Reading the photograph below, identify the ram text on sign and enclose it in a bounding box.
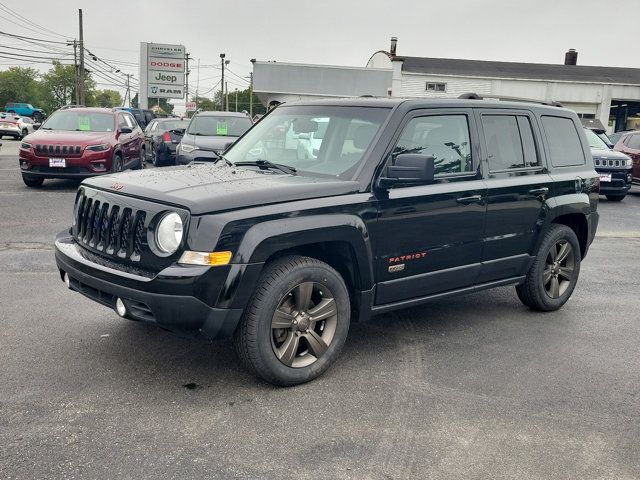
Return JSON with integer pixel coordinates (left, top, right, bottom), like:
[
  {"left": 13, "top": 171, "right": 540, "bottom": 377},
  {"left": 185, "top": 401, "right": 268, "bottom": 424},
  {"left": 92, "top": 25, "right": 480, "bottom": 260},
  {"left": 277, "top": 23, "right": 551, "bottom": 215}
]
[{"left": 148, "top": 85, "right": 184, "bottom": 98}]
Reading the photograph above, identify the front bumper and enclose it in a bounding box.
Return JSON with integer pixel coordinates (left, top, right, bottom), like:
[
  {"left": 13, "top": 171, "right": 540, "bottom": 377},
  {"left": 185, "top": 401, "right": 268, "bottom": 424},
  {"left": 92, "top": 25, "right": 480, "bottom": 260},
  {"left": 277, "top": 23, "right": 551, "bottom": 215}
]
[
  {"left": 19, "top": 150, "right": 112, "bottom": 179},
  {"left": 54, "top": 231, "right": 244, "bottom": 339},
  {"left": 596, "top": 168, "right": 632, "bottom": 195}
]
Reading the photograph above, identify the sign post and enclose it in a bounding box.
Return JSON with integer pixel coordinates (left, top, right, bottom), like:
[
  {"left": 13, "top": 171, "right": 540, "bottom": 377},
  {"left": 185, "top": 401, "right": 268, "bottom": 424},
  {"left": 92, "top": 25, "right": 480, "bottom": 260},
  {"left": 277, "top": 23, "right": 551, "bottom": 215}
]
[{"left": 139, "top": 42, "right": 186, "bottom": 111}]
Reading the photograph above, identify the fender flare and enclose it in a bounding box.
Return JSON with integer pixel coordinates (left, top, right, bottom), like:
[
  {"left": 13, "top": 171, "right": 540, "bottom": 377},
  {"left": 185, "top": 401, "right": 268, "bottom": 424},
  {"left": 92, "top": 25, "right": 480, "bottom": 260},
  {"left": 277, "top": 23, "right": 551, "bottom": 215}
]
[{"left": 234, "top": 214, "right": 375, "bottom": 290}]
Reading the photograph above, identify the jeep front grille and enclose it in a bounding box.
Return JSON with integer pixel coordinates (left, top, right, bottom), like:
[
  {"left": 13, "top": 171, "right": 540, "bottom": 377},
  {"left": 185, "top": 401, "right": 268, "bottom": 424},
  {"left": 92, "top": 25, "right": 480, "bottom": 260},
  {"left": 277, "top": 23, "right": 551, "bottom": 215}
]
[
  {"left": 35, "top": 144, "right": 82, "bottom": 157},
  {"left": 594, "top": 158, "right": 626, "bottom": 168},
  {"left": 74, "top": 190, "right": 147, "bottom": 263}
]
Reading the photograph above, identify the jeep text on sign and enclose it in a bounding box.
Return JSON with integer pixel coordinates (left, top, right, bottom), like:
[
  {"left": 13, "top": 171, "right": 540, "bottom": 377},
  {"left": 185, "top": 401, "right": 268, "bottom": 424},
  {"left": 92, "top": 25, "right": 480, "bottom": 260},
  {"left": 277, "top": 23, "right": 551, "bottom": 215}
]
[{"left": 150, "top": 71, "right": 185, "bottom": 86}]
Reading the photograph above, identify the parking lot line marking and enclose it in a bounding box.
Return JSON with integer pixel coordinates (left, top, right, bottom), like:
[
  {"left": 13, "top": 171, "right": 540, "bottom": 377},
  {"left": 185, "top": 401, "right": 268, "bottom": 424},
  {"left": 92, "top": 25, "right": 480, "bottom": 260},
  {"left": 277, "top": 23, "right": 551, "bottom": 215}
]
[{"left": 595, "top": 232, "right": 640, "bottom": 238}]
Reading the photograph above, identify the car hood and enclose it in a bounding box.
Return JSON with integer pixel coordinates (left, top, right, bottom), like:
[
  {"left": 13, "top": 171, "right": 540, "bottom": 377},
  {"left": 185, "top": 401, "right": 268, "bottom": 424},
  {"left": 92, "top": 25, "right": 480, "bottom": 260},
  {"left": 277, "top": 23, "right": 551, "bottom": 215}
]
[
  {"left": 181, "top": 134, "right": 238, "bottom": 151},
  {"left": 27, "top": 130, "right": 112, "bottom": 144},
  {"left": 590, "top": 148, "right": 630, "bottom": 160},
  {"left": 84, "top": 163, "right": 359, "bottom": 215}
]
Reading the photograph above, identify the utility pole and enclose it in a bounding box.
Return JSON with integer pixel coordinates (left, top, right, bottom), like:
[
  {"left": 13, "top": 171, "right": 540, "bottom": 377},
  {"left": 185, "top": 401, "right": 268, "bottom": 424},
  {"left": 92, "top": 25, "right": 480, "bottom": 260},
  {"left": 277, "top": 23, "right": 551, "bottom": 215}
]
[
  {"left": 220, "top": 53, "right": 225, "bottom": 111},
  {"left": 78, "top": 9, "right": 85, "bottom": 105},
  {"left": 69, "top": 40, "right": 79, "bottom": 105},
  {"left": 225, "top": 82, "right": 229, "bottom": 111},
  {"left": 123, "top": 74, "right": 131, "bottom": 107},
  {"left": 195, "top": 58, "right": 200, "bottom": 110},
  {"left": 184, "top": 52, "right": 190, "bottom": 109},
  {"left": 235, "top": 88, "right": 238, "bottom": 112},
  {"left": 249, "top": 58, "right": 256, "bottom": 117}
]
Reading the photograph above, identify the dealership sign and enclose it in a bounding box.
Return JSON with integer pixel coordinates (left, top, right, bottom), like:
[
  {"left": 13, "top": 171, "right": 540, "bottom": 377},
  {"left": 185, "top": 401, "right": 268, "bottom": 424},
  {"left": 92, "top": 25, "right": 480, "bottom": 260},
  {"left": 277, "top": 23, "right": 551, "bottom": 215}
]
[{"left": 139, "top": 42, "right": 186, "bottom": 108}]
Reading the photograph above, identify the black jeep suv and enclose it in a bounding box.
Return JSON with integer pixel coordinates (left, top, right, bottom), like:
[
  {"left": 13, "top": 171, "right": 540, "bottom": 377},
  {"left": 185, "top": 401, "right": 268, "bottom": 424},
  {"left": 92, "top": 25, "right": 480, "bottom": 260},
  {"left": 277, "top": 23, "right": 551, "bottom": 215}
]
[{"left": 55, "top": 97, "right": 599, "bottom": 386}]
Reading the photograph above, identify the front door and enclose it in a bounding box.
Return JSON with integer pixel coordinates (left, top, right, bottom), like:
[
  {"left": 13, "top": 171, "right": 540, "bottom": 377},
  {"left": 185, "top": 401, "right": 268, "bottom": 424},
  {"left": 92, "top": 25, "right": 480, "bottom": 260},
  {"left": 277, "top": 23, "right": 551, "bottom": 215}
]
[
  {"left": 475, "top": 110, "right": 554, "bottom": 284},
  {"left": 618, "top": 132, "right": 640, "bottom": 182},
  {"left": 372, "top": 109, "right": 487, "bottom": 305}
]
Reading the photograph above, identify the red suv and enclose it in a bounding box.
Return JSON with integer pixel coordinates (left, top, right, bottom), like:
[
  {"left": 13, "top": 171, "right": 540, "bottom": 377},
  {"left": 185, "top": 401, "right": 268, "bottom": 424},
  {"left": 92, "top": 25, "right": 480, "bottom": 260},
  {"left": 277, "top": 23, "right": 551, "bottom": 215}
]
[
  {"left": 613, "top": 131, "right": 640, "bottom": 184},
  {"left": 18, "top": 107, "right": 145, "bottom": 188}
]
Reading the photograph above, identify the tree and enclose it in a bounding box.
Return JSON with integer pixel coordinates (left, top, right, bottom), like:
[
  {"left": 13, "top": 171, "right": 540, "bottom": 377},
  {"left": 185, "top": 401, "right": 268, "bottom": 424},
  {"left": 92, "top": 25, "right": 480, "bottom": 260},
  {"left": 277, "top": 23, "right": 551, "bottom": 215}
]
[
  {"left": 212, "top": 87, "right": 265, "bottom": 114},
  {"left": 87, "top": 89, "right": 122, "bottom": 108},
  {"left": 40, "top": 61, "right": 95, "bottom": 113},
  {"left": 0, "top": 67, "right": 42, "bottom": 109}
]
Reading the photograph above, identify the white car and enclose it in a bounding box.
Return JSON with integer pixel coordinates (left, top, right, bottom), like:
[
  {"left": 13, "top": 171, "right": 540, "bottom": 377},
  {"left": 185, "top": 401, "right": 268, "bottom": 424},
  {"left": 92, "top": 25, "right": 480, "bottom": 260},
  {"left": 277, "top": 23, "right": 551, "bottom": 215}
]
[{"left": 0, "top": 113, "right": 38, "bottom": 139}]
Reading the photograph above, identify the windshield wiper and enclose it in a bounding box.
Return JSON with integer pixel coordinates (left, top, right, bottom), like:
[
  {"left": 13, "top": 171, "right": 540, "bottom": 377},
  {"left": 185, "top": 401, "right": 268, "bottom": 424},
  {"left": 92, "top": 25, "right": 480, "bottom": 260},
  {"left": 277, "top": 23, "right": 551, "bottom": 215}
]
[
  {"left": 215, "top": 153, "right": 233, "bottom": 167},
  {"left": 234, "top": 159, "right": 297, "bottom": 175}
]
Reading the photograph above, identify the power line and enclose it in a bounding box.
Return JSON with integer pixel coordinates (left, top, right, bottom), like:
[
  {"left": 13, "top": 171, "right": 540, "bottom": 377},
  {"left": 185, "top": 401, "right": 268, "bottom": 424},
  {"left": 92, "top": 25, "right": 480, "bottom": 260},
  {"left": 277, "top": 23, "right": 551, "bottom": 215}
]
[
  {"left": 0, "top": 29, "right": 69, "bottom": 44},
  {"left": 0, "top": 1, "right": 70, "bottom": 40},
  {"left": 0, "top": 49, "right": 72, "bottom": 61}
]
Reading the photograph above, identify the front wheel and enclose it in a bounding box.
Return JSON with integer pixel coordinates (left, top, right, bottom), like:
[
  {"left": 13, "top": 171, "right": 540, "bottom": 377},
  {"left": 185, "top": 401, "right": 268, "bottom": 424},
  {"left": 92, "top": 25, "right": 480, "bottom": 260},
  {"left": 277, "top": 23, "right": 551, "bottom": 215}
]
[
  {"left": 606, "top": 194, "right": 626, "bottom": 202},
  {"left": 22, "top": 128, "right": 28, "bottom": 138},
  {"left": 234, "top": 256, "right": 351, "bottom": 386},
  {"left": 22, "top": 175, "right": 44, "bottom": 188},
  {"left": 111, "top": 154, "right": 123, "bottom": 173},
  {"left": 516, "top": 224, "right": 581, "bottom": 312}
]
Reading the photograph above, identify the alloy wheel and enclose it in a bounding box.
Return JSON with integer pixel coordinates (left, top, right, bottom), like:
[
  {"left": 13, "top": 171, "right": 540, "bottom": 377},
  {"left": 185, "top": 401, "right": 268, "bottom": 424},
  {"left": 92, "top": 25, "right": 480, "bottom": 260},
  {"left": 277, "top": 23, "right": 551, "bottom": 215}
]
[
  {"left": 271, "top": 281, "right": 338, "bottom": 368},
  {"left": 543, "top": 240, "right": 575, "bottom": 299}
]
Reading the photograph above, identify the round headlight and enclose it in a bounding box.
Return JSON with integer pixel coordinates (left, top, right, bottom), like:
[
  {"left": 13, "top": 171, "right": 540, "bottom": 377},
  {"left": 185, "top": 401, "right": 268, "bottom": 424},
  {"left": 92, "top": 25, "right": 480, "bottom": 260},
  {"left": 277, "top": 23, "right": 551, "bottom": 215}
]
[{"left": 156, "top": 212, "right": 183, "bottom": 254}]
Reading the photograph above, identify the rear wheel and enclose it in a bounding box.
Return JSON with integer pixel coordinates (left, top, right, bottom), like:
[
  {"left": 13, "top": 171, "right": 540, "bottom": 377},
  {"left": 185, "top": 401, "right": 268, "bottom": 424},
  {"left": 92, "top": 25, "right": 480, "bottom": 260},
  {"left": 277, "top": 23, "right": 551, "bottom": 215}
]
[
  {"left": 150, "top": 143, "right": 157, "bottom": 166},
  {"left": 132, "top": 148, "right": 146, "bottom": 170},
  {"left": 111, "top": 154, "right": 123, "bottom": 173},
  {"left": 516, "top": 224, "right": 581, "bottom": 312},
  {"left": 234, "top": 256, "right": 351, "bottom": 386},
  {"left": 606, "top": 194, "right": 625, "bottom": 202},
  {"left": 22, "top": 175, "right": 44, "bottom": 188}
]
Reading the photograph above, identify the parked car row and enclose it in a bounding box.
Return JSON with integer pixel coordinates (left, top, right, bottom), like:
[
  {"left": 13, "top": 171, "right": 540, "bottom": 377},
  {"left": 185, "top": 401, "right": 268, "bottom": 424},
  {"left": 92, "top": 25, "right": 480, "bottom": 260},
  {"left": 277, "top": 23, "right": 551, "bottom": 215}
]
[
  {"left": 4, "top": 102, "right": 46, "bottom": 122},
  {"left": 17, "top": 104, "right": 254, "bottom": 187}
]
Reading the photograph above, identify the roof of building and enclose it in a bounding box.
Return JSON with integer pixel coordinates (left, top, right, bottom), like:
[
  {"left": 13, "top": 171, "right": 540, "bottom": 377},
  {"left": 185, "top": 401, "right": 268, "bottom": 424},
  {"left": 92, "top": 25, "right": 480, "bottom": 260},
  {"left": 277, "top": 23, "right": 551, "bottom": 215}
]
[{"left": 401, "top": 56, "right": 640, "bottom": 85}]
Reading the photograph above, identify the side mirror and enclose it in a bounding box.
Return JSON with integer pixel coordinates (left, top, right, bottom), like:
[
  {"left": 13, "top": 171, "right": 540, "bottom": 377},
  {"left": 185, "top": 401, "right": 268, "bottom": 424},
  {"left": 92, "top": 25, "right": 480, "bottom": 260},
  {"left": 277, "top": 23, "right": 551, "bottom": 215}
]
[
  {"left": 170, "top": 128, "right": 185, "bottom": 136},
  {"left": 119, "top": 127, "right": 133, "bottom": 134},
  {"left": 379, "top": 154, "right": 435, "bottom": 187},
  {"left": 33, "top": 124, "right": 40, "bottom": 131}
]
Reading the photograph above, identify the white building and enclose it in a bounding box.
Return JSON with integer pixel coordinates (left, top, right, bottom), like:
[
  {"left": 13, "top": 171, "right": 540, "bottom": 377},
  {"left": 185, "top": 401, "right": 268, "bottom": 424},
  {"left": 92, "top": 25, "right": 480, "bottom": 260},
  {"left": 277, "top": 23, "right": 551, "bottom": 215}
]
[{"left": 253, "top": 38, "right": 640, "bottom": 133}]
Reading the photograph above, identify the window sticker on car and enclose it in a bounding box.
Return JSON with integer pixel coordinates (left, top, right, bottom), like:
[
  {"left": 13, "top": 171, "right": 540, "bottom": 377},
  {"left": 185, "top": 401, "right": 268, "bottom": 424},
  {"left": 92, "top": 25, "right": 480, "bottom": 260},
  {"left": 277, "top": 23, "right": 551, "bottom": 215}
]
[
  {"left": 78, "top": 116, "right": 91, "bottom": 131},
  {"left": 216, "top": 121, "right": 228, "bottom": 136}
]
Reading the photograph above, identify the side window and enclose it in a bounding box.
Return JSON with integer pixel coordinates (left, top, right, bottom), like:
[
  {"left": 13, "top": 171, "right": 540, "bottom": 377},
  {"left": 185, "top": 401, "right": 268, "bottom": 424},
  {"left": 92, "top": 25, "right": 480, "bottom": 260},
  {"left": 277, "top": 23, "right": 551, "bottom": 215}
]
[
  {"left": 145, "top": 120, "right": 157, "bottom": 134},
  {"left": 541, "top": 116, "right": 585, "bottom": 167},
  {"left": 627, "top": 134, "right": 640, "bottom": 149},
  {"left": 124, "top": 113, "right": 137, "bottom": 129},
  {"left": 393, "top": 115, "right": 473, "bottom": 176},
  {"left": 118, "top": 114, "right": 128, "bottom": 130},
  {"left": 482, "top": 114, "right": 539, "bottom": 170}
]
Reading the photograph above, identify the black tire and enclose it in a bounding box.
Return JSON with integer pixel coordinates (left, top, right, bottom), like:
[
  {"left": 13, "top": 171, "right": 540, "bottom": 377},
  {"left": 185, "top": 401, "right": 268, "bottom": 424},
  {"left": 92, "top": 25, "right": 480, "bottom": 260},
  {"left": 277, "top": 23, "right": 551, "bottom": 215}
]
[
  {"left": 111, "top": 154, "right": 123, "bottom": 173},
  {"left": 516, "top": 224, "right": 581, "bottom": 312},
  {"left": 233, "top": 256, "right": 351, "bottom": 386},
  {"left": 150, "top": 143, "right": 157, "bottom": 166},
  {"left": 606, "top": 194, "right": 625, "bottom": 202},
  {"left": 22, "top": 128, "right": 28, "bottom": 138},
  {"left": 22, "top": 175, "right": 44, "bottom": 188},
  {"left": 132, "top": 148, "right": 145, "bottom": 170}
]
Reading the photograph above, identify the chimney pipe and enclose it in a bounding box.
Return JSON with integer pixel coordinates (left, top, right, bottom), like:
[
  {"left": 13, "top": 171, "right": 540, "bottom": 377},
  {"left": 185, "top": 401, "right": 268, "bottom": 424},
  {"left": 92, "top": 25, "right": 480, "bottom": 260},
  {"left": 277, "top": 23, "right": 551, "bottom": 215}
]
[
  {"left": 390, "top": 36, "right": 397, "bottom": 57},
  {"left": 564, "top": 49, "right": 578, "bottom": 65}
]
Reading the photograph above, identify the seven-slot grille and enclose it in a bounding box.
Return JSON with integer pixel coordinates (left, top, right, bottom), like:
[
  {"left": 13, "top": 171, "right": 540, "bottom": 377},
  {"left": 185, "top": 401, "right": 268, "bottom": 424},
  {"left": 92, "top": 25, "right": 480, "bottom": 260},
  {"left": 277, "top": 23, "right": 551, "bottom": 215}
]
[
  {"left": 74, "top": 190, "right": 147, "bottom": 262},
  {"left": 35, "top": 144, "right": 82, "bottom": 157},
  {"left": 594, "top": 158, "right": 626, "bottom": 168}
]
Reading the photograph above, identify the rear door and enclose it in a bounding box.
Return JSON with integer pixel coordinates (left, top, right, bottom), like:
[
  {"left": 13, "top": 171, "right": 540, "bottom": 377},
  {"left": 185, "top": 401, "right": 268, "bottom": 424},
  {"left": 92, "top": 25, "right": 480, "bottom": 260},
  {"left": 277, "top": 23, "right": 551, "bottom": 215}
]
[
  {"left": 373, "top": 109, "right": 487, "bottom": 305},
  {"left": 476, "top": 109, "right": 553, "bottom": 283}
]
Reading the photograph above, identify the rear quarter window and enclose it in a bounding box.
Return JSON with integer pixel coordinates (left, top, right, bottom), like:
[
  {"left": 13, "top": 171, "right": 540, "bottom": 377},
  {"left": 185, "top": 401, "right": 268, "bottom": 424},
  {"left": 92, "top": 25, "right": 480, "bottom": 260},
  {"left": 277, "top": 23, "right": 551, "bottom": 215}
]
[{"left": 541, "top": 115, "right": 585, "bottom": 167}]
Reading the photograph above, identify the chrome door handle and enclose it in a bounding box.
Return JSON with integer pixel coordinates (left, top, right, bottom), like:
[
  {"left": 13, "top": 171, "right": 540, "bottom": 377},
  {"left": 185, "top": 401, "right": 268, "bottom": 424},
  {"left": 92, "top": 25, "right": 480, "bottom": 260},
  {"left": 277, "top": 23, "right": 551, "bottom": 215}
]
[
  {"left": 456, "top": 195, "right": 483, "bottom": 205},
  {"left": 529, "top": 187, "right": 549, "bottom": 196}
]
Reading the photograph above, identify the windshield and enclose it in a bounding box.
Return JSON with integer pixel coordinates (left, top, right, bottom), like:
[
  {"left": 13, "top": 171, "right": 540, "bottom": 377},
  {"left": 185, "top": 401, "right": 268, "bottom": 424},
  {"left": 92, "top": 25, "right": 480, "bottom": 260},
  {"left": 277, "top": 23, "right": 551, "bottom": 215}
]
[
  {"left": 224, "top": 106, "right": 390, "bottom": 178},
  {"left": 41, "top": 110, "right": 114, "bottom": 132},
  {"left": 159, "top": 119, "right": 189, "bottom": 131},
  {"left": 584, "top": 128, "right": 609, "bottom": 150},
  {"left": 187, "top": 115, "right": 252, "bottom": 137}
]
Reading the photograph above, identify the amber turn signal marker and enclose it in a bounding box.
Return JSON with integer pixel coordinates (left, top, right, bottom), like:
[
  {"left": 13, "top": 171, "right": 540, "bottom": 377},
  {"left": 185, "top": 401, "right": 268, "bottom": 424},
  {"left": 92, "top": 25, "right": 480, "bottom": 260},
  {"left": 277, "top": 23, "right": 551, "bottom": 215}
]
[{"left": 178, "top": 250, "right": 233, "bottom": 266}]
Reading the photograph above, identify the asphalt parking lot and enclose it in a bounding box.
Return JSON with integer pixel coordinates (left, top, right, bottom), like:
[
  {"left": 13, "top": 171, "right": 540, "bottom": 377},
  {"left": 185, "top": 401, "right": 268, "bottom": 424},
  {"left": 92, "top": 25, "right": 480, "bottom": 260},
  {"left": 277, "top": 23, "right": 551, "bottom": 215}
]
[{"left": 1, "top": 138, "right": 639, "bottom": 479}]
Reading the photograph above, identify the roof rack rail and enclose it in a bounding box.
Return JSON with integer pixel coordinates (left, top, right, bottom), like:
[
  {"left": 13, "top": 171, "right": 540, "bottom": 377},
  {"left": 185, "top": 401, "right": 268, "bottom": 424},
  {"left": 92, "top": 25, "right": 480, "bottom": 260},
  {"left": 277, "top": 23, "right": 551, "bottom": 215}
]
[
  {"left": 458, "top": 93, "right": 563, "bottom": 108},
  {"left": 60, "top": 104, "right": 86, "bottom": 109}
]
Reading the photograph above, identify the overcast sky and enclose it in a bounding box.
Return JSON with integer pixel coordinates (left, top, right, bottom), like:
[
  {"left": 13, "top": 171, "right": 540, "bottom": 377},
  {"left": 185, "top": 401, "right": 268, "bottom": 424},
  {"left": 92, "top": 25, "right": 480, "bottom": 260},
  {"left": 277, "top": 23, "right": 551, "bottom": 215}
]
[{"left": 3, "top": 0, "right": 639, "bottom": 105}]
